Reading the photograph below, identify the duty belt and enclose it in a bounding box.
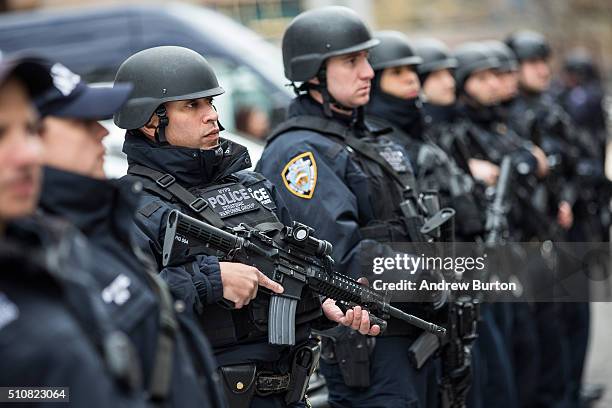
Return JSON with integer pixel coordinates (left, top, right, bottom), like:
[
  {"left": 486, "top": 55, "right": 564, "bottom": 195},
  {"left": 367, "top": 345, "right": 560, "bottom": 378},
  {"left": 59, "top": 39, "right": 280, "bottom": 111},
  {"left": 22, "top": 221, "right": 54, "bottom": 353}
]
[{"left": 255, "top": 371, "right": 292, "bottom": 395}]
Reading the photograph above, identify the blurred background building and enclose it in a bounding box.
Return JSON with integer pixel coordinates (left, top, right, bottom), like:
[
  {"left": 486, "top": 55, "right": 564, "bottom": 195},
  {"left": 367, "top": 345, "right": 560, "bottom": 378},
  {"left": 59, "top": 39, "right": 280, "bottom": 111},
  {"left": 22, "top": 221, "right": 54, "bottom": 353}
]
[{"left": 1, "top": 0, "right": 611, "bottom": 84}]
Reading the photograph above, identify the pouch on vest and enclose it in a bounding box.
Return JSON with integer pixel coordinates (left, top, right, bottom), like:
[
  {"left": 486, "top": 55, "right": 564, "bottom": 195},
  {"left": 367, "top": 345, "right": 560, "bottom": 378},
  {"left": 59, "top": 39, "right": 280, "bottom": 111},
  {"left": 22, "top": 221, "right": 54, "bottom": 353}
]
[
  {"left": 219, "top": 363, "right": 257, "bottom": 408},
  {"left": 320, "top": 326, "right": 374, "bottom": 388},
  {"left": 285, "top": 339, "right": 321, "bottom": 404}
]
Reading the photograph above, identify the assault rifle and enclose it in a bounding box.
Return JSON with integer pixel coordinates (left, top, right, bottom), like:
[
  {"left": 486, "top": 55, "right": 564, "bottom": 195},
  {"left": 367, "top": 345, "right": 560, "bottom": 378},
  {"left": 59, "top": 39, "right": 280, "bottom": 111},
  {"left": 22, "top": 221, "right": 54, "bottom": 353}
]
[
  {"left": 162, "top": 210, "right": 447, "bottom": 346},
  {"left": 485, "top": 156, "right": 512, "bottom": 245}
]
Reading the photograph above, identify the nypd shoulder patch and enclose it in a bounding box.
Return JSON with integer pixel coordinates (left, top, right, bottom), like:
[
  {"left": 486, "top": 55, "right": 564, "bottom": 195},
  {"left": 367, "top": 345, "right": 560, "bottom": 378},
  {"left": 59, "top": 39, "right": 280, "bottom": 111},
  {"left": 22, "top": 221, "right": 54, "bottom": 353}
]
[{"left": 281, "top": 151, "right": 317, "bottom": 199}]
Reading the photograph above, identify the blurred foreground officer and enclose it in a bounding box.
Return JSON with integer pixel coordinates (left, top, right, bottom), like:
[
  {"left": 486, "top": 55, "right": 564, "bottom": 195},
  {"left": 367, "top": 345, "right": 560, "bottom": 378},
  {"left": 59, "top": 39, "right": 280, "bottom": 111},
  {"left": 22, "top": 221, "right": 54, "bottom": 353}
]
[
  {"left": 113, "top": 45, "right": 374, "bottom": 408},
  {"left": 0, "top": 56, "right": 146, "bottom": 407},
  {"left": 257, "top": 8, "right": 439, "bottom": 408},
  {"left": 35, "top": 62, "right": 225, "bottom": 408}
]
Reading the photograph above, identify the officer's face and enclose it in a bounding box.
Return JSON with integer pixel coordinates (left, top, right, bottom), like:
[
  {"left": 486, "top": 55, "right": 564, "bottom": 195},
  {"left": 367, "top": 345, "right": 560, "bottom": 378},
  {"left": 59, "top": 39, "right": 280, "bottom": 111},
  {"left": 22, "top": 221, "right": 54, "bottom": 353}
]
[
  {"left": 325, "top": 51, "right": 374, "bottom": 108},
  {"left": 422, "top": 69, "right": 456, "bottom": 106},
  {"left": 164, "top": 97, "right": 220, "bottom": 150},
  {"left": 379, "top": 65, "right": 421, "bottom": 100},
  {"left": 494, "top": 70, "right": 519, "bottom": 102},
  {"left": 0, "top": 78, "right": 43, "bottom": 222},
  {"left": 464, "top": 68, "right": 500, "bottom": 106},
  {"left": 40, "top": 117, "right": 108, "bottom": 179},
  {"left": 519, "top": 58, "right": 551, "bottom": 93}
]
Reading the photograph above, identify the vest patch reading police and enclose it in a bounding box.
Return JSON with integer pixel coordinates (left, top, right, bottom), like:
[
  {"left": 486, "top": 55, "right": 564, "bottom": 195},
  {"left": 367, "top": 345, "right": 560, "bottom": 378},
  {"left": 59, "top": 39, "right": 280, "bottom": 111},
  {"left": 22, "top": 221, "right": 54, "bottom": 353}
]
[
  {"left": 247, "top": 182, "right": 277, "bottom": 211},
  {"left": 281, "top": 151, "right": 317, "bottom": 199},
  {"left": 376, "top": 145, "right": 409, "bottom": 173},
  {"left": 201, "top": 185, "right": 260, "bottom": 218}
]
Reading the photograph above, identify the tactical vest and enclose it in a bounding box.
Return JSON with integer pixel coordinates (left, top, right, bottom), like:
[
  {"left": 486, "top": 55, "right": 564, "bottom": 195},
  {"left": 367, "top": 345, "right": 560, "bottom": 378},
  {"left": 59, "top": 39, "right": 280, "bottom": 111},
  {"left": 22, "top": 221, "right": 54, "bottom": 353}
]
[
  {"left": 128, "top": 165, "right": 322, "bottom": 348},
  {"left": 268, "top": 115, "right": 420, "bottom": 243}
]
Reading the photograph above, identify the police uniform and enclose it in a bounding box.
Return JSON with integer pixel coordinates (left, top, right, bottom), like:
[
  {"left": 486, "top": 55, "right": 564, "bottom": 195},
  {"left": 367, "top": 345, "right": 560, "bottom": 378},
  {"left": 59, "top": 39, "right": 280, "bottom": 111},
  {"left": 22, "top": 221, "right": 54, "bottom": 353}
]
[
  {"left": 364, "top": 32, "right": 483, "bottom": 408},
  {"left": 111, "top": 45, "right": 329, "bottom": 408},
  {"left": 258, "top": 89, "right": 444, "bottom": 408},
  {"left": 121, "top": 132, "right": 324, "bottom": 408},
  {"left": 505, "top": 31, "right": 605, "bottom": 408},
  {"left": 507, "top": 74, "right": 594, "bottom": 408},
  {"left": 39, "top": 166, "right": 226, "bottom": 408},
  {"left": 0, "top": 216, "right": 147, "bottom": 408}
]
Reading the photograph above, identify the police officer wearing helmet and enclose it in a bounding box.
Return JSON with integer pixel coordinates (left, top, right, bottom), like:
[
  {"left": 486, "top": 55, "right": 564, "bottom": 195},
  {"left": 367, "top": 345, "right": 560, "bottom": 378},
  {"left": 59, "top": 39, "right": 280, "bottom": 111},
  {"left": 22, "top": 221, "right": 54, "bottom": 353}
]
[
  {"left": 364, "top": 30, "right": 487, "bottom": 407},
  {"left": 506, "top": 30, "right": 602, "bottom": 408},
  {"left": 33, "top": 60, "right": 226, "bottom": 408},
  {"left": 0, "top": 55, "right": 147, "bottom": 407},
  {"left": 257, "top": 8, "right": 442, "bottom": 408},
  {"left": 367, "top": 31, "right": 483, "bottom": 240},
  {"left": 114, "top": 45, "right": 374, "bottom": 408},
  {"left": 560, "top": 49, "right": 607, "bottom": 154},
  {"left": 482, "top": 40, "right": 520, "bottom": 108},
  {"left": 414, "top": 39, "right": 459, "bottom": 132},
  {"left": 412, "top": 38, "right": 477, "bottom": 177},
  {"left": 451, "top": 42, "right": 542, "bottom": 408}
]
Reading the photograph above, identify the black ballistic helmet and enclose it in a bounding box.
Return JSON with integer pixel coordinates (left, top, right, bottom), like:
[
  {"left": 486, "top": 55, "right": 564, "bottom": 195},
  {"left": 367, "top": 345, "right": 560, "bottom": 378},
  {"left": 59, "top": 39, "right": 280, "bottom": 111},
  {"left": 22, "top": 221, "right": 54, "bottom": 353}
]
[
  {"left": 282, "top": 6, "right": 379, "bottom": 82},
  {"left": 452, "top": 42, "right": 500, "bottom": 91},
  {"left": 413, "top": 38, "right": 457, "bottom": 84},
  {"left": 368, "top": 31, "right": 422, "bottom": 71},
  {"left": 564, "top": 49, "right": 599, "bottom": 81},
  {"left": 114, "top": 46, "right": 224, "bottom": 132},
  {"left": 482, "top": 40, "right": 518, "bottom": 73},
  {"left": 505, "top": 30, "right": 551, "bottom": 62}
]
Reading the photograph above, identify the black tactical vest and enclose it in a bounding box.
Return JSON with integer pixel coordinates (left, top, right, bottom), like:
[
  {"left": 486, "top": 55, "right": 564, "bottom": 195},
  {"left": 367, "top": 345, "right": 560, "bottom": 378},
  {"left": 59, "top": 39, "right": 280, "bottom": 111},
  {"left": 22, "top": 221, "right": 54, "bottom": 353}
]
[{"left": 129, "top": 166, "right": 322, "bottom": 348}]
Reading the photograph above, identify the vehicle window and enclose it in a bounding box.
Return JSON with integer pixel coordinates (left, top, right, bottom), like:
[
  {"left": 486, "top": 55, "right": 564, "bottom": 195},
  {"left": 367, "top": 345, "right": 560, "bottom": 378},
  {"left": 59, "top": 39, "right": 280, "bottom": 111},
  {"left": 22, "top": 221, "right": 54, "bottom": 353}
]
[{"left": 209, "top": 57, "right": 276, "bottom": 142}]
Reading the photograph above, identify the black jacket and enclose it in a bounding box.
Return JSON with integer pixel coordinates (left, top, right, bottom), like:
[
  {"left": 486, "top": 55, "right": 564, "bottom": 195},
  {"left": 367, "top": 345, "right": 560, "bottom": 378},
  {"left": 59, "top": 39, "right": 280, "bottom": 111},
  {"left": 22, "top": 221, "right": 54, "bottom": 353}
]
[
  {"left": 39, "top": 166, "right": 226, "bottom": 408},
  {"left": 120, "top": 132, "right": 324, "bottom": 367},
  {"left": 366, "top": 86, "right": 483, "bottom": 238},
  {"left": 0, "top": 216, "right": 147, "bottom": 407}
]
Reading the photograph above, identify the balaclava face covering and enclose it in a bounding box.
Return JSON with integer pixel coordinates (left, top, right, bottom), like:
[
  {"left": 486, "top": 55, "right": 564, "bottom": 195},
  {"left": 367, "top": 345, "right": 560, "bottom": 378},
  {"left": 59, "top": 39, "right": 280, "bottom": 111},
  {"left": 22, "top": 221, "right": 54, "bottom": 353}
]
[{"left": 366, "top": 70, "right": 424, "bottom": 137}]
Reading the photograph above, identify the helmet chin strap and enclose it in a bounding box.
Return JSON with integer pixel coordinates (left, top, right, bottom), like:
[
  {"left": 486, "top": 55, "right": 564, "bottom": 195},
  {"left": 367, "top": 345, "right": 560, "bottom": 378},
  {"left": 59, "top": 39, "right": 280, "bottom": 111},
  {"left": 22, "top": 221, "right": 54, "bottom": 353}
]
[
  {"left": 312, "top": 68, "right": 353, "bottom": 118},
  {"left": 154, "top": 105, "right": 170, "bottom": 145}
]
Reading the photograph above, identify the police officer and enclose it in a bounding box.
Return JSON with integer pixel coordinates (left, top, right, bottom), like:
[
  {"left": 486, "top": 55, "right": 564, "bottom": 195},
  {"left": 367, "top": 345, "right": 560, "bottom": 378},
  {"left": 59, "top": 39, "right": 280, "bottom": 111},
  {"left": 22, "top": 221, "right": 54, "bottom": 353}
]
[
  {"left": 506, "top": 31, "right": 598, "bottom": 408},
  {"left": 366, "top": 31, "right": 483, "bottom": 240},
  {"left": 482, "top": 40, "right": 519, "bottom": 109},
  {"left": 414, "top": 38, "right": 459, "bottom": 135},
  {"left": 451, "top": 42, "right": 543, "bottom": 408},
  {"left": 257, "top": 8, "right": 441, "bottom": 408},
  {"left": 113, "top": 45, "right": 375, "bottom": 408},
  {"left": 34, "top": 60, "right": 226, "bottom": 408},
  {"left": 0, "top": 55, "right": 146, "bottom": 407},
  {"left": 413, "top": 38, "right": 483, "bottom": 183},
  {"left": 366, "top": 31, "right": 486, "bottom": 408},
  {"left": 559, "top": 49, "right": 607, "bottom": 157}
]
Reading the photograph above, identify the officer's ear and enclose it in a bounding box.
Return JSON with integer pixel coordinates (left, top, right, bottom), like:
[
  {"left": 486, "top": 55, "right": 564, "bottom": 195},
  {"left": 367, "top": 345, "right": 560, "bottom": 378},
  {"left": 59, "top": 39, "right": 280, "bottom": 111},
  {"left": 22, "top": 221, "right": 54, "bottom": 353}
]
[{"left": 139, "top": 115, "right": 159, "bottom": 141}]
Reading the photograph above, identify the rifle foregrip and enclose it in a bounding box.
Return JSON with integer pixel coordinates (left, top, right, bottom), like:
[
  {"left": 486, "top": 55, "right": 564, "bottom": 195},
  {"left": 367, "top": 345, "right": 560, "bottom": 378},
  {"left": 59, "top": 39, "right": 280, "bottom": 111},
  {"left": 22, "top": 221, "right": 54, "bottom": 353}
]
[
  {"left": 336, "top": 301, "right": 388, "bottom": 333},
  {"left": 368, "top": 314, "right": 388, "bottom": 333}
]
